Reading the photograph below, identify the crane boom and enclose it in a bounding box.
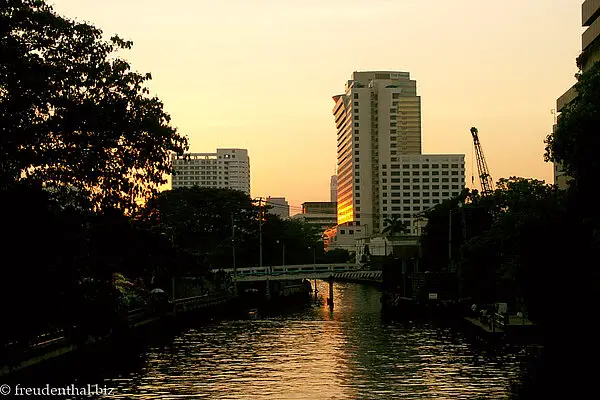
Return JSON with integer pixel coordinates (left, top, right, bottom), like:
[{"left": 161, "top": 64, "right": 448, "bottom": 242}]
[{"left": 470, "top": 127, "right": 494, "bottom": 194}]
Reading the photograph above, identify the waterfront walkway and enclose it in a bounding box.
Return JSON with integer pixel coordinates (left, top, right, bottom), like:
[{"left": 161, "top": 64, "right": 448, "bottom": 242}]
[
  {"left": 464, "top": 317, "right": 505, "bottom": 334},
  {"left": 464, "top": 314, "right": 534, "bottom": 335}
]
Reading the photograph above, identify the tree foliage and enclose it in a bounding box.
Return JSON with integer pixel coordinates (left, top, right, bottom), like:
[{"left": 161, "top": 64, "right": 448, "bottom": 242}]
[
  {"left": 419, "top": 178, "right": 565, "bottom": 323},
  {"left": 0, "top": 0, "right": 191, "bottom": 348},
  {"left": 545, "top": 63, "right": 600, "bottom": 199},
  {"left": 141, "top": 187, "right": 327, "bottom": 269},
  {"left": 261, "top": 214, "right": 323, "bottom": 266},
  {"left": 0, "top": 0, "right": 188, "bottom": 212},
  {"left": 142, "top": 187, "right": 259, "bottom": 270},
  {"left": 542, "top": 61, "right": 600, "bottom": 393},
  {"left": 543, "top": 60, "right": 600, "bottom": 306},
  {"left": 382, "top": 215, "right": 410, "bottom": 237}
]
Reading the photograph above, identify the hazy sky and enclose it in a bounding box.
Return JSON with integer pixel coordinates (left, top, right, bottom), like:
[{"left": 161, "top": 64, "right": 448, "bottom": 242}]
[{"left": 50, "top": 0, "right": 582, "bottom": 214}]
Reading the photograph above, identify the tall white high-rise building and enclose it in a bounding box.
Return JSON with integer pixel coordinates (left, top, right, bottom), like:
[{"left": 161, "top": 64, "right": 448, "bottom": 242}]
[
  {"left": 332, "top": 71, "right": 464, "bottom": 236},
  {"left": 333, "top": 71, "right": 421, "bottom": 234},
  {"left": 171, "top": 148, "right": 250, "bottom": 194}
]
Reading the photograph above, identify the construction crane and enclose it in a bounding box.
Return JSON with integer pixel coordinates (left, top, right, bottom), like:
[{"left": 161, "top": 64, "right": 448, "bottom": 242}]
[{"left": 470, "top": 127, "right": 494, "bottom": 194}]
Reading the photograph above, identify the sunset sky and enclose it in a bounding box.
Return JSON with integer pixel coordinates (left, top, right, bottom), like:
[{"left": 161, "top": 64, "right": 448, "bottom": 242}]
[{"left": 51, "top": 0, "right": 582, "bottom": 214}]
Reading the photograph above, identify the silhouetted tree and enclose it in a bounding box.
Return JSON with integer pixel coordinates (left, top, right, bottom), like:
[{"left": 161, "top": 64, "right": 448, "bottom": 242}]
[
  {"left": 141, "top": 187, "right": 259, "bottom": 271},
  {"left": 543, "top": 60, "right": 600, "bottom": 395},
  {"left": 0, "top": 0, "right": 188, "bottom": 212},
  {"left": 420, "top": 179, "right": 564, "bottom": 321},
  {"left": 382, "top": 215, "right": 410, "bottom": 237}
]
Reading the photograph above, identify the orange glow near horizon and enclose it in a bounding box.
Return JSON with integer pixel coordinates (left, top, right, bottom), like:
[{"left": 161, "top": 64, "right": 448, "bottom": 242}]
[{"left": 50, "top": 0, "right": 582, "bottom": 214}]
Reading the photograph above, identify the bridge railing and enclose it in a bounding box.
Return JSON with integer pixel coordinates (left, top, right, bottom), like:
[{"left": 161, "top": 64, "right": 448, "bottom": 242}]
[
  {"left": 212, "top": 264, "right": 362, "bottom": 276},
  {"left": 174, "top": 293, "right": 230, "bottom": 306}
]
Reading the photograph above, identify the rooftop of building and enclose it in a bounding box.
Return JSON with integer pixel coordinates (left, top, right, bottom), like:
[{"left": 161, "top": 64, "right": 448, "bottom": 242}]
[
  {"left": 172, "top": 149, "right": 249, "bottom": 161},
  {"left": 395, "top": 154, "right": 465, "bottom": 160}
]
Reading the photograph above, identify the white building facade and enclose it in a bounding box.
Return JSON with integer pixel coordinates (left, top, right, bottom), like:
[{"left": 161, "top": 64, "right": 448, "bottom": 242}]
[
  {"left": 331, "top": 71, "right": 465, "bottom": 247},
  {"left": 171, "top": 148, "right": 250, "bottom": 194},
  {"left": 266, "top": 196, "right": 290, "bottom": 219},
  {"left": 391, "top": 154, "right": 465, "bottom": 234}
]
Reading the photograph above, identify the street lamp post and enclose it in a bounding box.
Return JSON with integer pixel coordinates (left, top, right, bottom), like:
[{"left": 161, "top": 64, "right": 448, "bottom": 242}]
[
  {"left": 276, "top": 240, "right": 285, "bottom": 268},
  {"left": 231, "top": 214, "right": 237, "bottom": 296},
  {"left": 458, "top": 202, "right": 466, "bottom": 301},
  {"left": 161, "top": 231, "right": 176, "bottom": 312},
  {"left": 257, "top": 197, "right": 264, "bottom": 272},
  {"left": 448, "top": 207, "right": 453, "bottom": 272},
  {"left": 308, "top": 246, "right": 316, "bottom": 266},
  {"left": 231, "top": 214, "right": 236, "bottom": 273}
]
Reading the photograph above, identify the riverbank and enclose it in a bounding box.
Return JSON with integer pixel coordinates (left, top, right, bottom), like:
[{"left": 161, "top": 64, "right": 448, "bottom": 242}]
[
  {"left": 1, "top": 283, "right": 312, "bottom": 379},
  {"left": 381, "top": 294, "right": 542, "bottom": 347}
]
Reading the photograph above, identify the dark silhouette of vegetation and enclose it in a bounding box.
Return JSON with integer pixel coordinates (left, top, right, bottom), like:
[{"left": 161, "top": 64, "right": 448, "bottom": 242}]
[
  {"left": 1, "top": 0, "right": 190, "bottom": 353},
  {"left": 141, "top": 187, "right": 327, "bottom": 269},
  {"left": 382, "top": 215, "right": 410, "bottom": 237},
  {"left": 322, "top": 248, "right": 352, "bottom": 264},
  {"left": 141, "top": 187, "right": 259, "bottom": 271},
  {"left": 0, "top": 183, "right": 330, "bottom": 353},
  {"left": 420, "top": 179, "right": 565, "bottom": 325},
  {"left": 543, "top": 60, "right": 600, "bottom": 396},
  {"left": 1, "top": 0, "right": 188, "bottom": 213}
]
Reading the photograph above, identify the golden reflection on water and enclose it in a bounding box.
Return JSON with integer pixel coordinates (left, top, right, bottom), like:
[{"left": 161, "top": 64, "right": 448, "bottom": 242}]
[{"left": 103, "top": 282, "right": 522, "bottom": 399}]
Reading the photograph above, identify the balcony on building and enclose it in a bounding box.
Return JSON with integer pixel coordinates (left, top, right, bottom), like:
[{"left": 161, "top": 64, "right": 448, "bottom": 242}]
[
  {"left": 582, "top": 16, "right": 600, "bottom": 51},
  {"left": 557, "top": 85, "right": 578, "bottom": 112},
  {"left": 583, "top": 0, "right": 600, "bottom": 27}
]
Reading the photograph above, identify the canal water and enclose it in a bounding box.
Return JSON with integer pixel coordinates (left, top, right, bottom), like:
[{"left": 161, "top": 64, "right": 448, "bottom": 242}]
[{"left": 16, "top": 282, "right": 528, "bottom": 399}]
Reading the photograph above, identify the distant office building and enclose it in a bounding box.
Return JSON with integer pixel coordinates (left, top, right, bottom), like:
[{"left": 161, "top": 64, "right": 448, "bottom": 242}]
[
  {"left": 554, "top": 1, "right": 600, "bottom": 189},
  {"left": 303, "top": 202, "right": 337, "bottom": 215},
  {"left": 330, "top": 175, "right": 337, "bottom": 202},
  {"left": 293, "top": 202, "right": 337, "bottom": 231},
  {"left": 266, "top": 197, "right": 290, "bottom": 219},
  {"left": 554, "top": 162, "right": 568, "bottom": 189},
  {"left": 171, "top": 149, "right": 250, "bottom": 194}
]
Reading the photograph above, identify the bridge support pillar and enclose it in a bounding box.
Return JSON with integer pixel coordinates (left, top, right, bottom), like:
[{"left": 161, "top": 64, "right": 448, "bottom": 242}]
[
  {"left": 402, "top": 260, "right": 407, "bottom": 297},
  {"left": 265, "top": 279, "right": 271, "bottom": 300},
  {"left": 328, "top": 276, "right": 334, "bottom": 311},
  {"left": 172, "top": 277, "right": 177, "bottom": 316}
]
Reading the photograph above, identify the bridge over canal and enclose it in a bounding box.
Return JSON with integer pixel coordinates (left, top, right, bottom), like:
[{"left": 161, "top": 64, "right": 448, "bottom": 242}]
[
  {"left": 211, "top": 263, "right": 381, "bottom": 283},
  {"left": 212, "top": 264, "right": 382, "bottom": 309}
]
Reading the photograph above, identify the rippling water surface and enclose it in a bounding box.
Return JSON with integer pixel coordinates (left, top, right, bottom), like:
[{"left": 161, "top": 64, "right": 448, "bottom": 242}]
[{"left": 28, "top": 282, "right": 525, "bottom": 399}]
